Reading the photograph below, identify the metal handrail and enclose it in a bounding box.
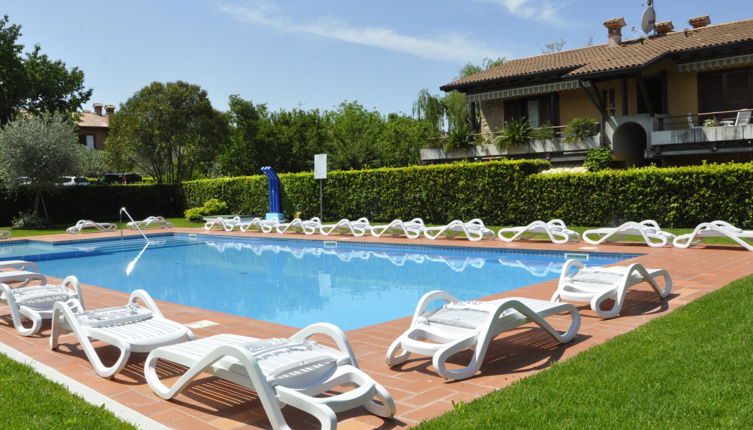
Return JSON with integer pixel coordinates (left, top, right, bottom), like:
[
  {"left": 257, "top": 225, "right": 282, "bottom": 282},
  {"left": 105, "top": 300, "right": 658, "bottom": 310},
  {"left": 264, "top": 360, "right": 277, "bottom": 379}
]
[{"left": 119, "top": 207, "right": 151, "bottom": 244}]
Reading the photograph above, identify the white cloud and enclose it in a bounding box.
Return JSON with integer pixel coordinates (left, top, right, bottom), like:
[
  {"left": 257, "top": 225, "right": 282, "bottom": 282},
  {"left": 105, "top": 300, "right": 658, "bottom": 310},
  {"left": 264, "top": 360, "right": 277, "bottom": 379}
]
[
  {"left": 219, "top": 2, "right": 500, "bottom": 63},
  {"left": 476, "top": 0, "right": 574, "bottom": 27}
]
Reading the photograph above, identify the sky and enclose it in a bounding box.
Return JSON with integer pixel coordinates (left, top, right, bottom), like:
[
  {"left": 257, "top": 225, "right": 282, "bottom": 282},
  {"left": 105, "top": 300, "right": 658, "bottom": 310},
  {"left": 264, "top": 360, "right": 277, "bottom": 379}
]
[{"left": 4, "top": 1, "right": 750, "bottom": 116}]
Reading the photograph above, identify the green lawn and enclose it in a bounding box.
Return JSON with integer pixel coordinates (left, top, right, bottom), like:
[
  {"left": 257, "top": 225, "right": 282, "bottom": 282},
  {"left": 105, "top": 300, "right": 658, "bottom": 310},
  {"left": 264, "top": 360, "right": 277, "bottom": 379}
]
[
  {"left": 0, "top": 217, "right": 199, "bottom": 237},
  {"left": 0, "top": 356, "right": 134, "bottom": 429},
  {"left": 417, "top": 274, "right": 753, "bottom": 429}
]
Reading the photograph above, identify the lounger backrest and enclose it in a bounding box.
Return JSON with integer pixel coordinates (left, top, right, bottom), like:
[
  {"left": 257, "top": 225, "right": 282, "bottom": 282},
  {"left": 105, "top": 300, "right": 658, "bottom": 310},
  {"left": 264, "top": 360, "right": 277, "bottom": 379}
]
[{"left": 735, "top": 110, "right": 751, "bottom": 126}]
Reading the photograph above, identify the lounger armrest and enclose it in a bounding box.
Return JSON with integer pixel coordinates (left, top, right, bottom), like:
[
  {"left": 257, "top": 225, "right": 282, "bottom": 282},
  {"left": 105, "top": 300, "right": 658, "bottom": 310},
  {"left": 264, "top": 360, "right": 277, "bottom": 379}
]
[
  {"left": 552, "top": 259, "right": 586, "bottom": 301},
  {"left": 129, "top": 289, "right": 163, "bottom": 318},
  {"left": 412, "top": 290, "right": 461, "bottom": 324},
  {"left": 291, "top": 322, "right": 358, "bottom": 366}
]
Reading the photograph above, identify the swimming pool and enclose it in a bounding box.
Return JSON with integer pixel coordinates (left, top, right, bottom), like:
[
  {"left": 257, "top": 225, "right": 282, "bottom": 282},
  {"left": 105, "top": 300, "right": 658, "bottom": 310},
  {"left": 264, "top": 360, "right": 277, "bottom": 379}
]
[{"left": 0, "top": 234, "right": 638, "bottom": 330}]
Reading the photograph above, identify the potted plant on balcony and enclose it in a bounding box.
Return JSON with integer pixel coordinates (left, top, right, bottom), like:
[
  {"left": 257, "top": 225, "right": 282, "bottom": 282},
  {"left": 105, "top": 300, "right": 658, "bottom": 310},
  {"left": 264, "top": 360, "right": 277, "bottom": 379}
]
[
  {"left": 563, "top": 117, "right": 598, "bottom": 146},
  {"left": 494, "top": 118, "right": 533, "bottom": 153}
]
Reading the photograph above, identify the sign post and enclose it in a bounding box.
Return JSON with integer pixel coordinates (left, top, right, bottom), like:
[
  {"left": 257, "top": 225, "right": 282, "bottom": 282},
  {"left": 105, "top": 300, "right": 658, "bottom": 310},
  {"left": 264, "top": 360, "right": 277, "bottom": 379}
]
[{"left": 314, "top": 154, "right": 327, "bottom": 220}]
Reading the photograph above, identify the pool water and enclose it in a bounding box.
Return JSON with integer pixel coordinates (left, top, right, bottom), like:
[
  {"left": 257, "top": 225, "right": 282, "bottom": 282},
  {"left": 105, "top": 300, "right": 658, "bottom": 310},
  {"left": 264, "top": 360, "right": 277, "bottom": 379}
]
[{"left": 0, "top": 235, "right": 635, "bottom": 330}]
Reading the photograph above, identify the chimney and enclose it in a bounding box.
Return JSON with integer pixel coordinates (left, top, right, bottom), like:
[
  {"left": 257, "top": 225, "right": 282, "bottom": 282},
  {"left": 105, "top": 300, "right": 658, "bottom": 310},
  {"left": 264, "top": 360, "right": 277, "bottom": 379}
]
[
  {"left": 93, "top": 103, "right": 103, "bottom": 116},
  {"left": 688, "top": 15, "right": 711, "bottom": 29},
  {"left": 105, "top": 105, "right": 115, "bottom": 124},
  {"left": 655, "top": 21, "right": 674, "bottom": 35},
  {"left": 603, "top": 17, "right": 627, "bottom": 47}
]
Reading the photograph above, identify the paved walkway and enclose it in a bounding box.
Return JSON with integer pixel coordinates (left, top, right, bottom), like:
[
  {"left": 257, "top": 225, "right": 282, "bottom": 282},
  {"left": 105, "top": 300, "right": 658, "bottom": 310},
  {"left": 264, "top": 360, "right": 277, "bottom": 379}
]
[{"left": 1, "top": 228, "right": 752, "bottom": 429}]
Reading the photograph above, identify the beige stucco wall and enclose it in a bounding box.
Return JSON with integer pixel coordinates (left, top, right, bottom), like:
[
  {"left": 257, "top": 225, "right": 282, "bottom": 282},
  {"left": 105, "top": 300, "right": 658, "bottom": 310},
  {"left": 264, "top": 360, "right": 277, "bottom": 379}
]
[{"left": 558, "top": 88, "right": 598, "bottom": 124}]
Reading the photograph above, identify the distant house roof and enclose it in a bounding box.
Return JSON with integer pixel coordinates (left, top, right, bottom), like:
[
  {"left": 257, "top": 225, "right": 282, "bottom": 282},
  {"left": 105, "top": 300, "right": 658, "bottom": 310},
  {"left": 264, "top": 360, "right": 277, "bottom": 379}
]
[
  {"left": 442, "top": 18, "right": 753, "bottom": 92},
  {"left": 78, "top": 110, "right": 109, "bottom": 128}
]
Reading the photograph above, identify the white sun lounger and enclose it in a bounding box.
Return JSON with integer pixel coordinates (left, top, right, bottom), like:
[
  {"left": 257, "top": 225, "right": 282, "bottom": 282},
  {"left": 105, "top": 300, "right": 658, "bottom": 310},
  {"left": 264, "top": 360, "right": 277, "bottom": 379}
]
[
  {"left": 423, "top": 219, "right": 495, "bottom": 242},
  {"left": 582, "top": 220, "right": 675, "bottom": 247},
  {"left": 204, "top": 216, "right": 244, "bottom": 231},
  {"left": 498, "top": 219, "right": 580, "bottom": 244},
  {"left": 386, "top": 290, "right": 580, "bottom": 380},
  {"left": 66, "top": 220, "right": 117, "bottom": 234},
  {"left": 673, "top": 220, "right": 753, "bottom": 251},
  {"left": 1, "top": 275, "right": 82, "bottom": 336},
  {"left": 551, "top": 259, "right": 672, "bottom": 319},
  {"left": 370, "top": 218, "right": 425, "bottom": 239},
  {"left": 127, "top": 216, "right": 174, "bottom": 229},
  {"left": 50, "top": 289, "right": 194, "bottom": 378},
  {"left": 276, "top": 217, "right": 322, "bottom": 235},
  {"left": 0, "top": 269, "right": 47, "bottom": 286},
  {"left": 145, "top": 323, "right": 396, "bottom": 430},
  {"left": 239, "top": 217, "right": 280, "bottom": 233},
  {"left": 319, "top": 218, "right": 370, "bottom": 237},
  {"left": 0, "top": 230, "right": 10, "bottom": 240},
  {"left": 0, "top": 260, "right": 39, "bottom": 272}
]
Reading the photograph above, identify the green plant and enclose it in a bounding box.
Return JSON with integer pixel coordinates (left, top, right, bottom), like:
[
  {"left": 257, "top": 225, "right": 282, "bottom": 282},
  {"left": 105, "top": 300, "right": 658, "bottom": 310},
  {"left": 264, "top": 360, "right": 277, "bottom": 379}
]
[
  {"left": 184, "top": 198, "right": 229, "bottom": 222},
  {"left": 584, "top": 146, "right": 614, "bottom": 172},
  {"left": 11, "top": 211, "right": 48, "bottom": 229},
  {"left": 563, "top": 117, "right": 598, "bottom": 144},
  {"left": 703, "top": 118, "right": 718, "bottom": 128},
  {"left": 531, "top": 124, "right": 555, "bottom": 140},
  {"left": 494, "top": 118, "right": 533, "bottom": 148}
]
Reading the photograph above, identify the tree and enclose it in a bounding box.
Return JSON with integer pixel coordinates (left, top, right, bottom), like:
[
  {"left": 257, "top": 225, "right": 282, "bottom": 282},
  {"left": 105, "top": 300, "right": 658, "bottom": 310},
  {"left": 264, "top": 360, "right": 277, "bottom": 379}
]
[
  {"left": 106, "top": 81, "right": 230, "bottom": 183},
  {"left": 456, "top": 57, "right": 506, "bottom": 79},
  {"left": 0, "top": 15, "right": 91, "bottom": 124},
  {"left": 217, "top": 95, "right": 270, "bottom": 176},
  {"left": 0, "top": 112, "right": 83, "bottom": 219},
  {"left": 378, "top": 113, "right": 434, "bottom": 167},
  {"left": 326, "top": 102, "right": 383, "bottom": 170},
  {"left": 542, "top": 39, "right": 567, "bottom": 53}
]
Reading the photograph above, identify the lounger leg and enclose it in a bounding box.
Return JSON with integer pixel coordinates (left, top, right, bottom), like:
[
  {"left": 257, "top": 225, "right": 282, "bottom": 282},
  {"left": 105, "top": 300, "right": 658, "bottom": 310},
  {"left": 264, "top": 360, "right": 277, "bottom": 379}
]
[
  {"left": 385, "top": 337, "right": 411, "bottom": 366},
  {"left": 15, "top": 305, "right": 43, "bottom": 337}
]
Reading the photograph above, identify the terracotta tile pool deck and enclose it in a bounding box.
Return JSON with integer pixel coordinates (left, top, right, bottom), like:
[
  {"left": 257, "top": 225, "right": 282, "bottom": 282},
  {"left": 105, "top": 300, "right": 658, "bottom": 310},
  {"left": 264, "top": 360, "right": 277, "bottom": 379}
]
[{"left": 2, "top": 228, "right": 752, "bottom": 429}]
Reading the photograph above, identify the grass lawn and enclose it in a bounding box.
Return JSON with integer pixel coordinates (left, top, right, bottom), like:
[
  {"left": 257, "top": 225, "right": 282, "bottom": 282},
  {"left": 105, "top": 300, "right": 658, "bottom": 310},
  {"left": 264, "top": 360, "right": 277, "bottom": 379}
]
[
  {"left": 0, "top": 355, "right": 134, "bottom": 429},
  {"left": 417, "top": 274, "right": 753, "bottom": 429},
  {"left": 0, "top": 217, "right": 199, "bottom": 237}
]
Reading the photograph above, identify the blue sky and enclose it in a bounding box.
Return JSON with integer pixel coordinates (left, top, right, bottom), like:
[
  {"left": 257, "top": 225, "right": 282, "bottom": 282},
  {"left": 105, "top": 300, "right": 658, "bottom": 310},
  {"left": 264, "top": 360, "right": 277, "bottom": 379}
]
[{"left": 4, "top": 1, "right": 750, "bottom": 115}]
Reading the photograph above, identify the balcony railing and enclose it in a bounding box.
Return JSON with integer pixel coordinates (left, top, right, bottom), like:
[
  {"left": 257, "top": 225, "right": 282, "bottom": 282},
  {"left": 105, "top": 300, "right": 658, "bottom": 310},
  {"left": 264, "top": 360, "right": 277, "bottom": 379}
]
[{"left": 656, "top": 109, "right": 752, "bottom": 131}]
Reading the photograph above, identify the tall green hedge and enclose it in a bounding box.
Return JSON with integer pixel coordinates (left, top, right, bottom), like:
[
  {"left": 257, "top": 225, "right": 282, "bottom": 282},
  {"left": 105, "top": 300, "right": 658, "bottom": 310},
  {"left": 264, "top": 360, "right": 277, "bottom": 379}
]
[
  {"left": 0, "top": 185, "right": 182, "bottom": 225},
  {"left": 182, "top": 160, "right": 551, "bottom": 224},
  {"left": 3, "top": 161, "right": 753, "bottom": 228},
  {"left": 183, "top": 161, "right": 753, "bottom": 228}
]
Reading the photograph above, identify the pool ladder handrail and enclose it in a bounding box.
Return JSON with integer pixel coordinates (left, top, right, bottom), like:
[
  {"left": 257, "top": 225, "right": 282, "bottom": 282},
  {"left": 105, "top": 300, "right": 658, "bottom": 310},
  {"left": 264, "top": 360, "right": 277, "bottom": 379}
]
[{"left": 119, "top": 207, "right": 151, "bottom": 245}]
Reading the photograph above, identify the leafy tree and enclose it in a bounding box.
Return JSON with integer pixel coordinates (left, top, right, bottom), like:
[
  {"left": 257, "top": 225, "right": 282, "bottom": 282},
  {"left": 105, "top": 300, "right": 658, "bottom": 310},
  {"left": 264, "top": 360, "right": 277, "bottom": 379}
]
[
  {"left": 217, "top": 95, "right": 270, "bottom": 176},
  {"left": 75, "top": 145, "right": 110, "bottom": 177},
  {"left": 378, "top": 113, "right": 434, "bottom": 167},
  {"left": 106, "top": 81, "right": 230, "bottom": 183},
  {"left": 413, "top": 89, "right": 446, "bottom": 134},
  {"left": 269, "top": 108, "right": 329, "bottom": 172},
  {"left": 0, "top": 112, "right": 83, "bottom": 219},
  {"left": 326, "top": 101, "right": 383, "bottom": 170},
  {"left": 0, "top": 15, "right": 91, "bottom": 124},
  {"left": 456, "top": 57, "right": 506, "bottom": 79}
]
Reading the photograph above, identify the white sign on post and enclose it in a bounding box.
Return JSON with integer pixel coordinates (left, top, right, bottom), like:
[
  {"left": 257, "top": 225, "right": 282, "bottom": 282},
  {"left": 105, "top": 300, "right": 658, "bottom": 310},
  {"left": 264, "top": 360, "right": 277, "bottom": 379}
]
[{"left": 314, "top": 154, "right": 327, "bottom": 179}]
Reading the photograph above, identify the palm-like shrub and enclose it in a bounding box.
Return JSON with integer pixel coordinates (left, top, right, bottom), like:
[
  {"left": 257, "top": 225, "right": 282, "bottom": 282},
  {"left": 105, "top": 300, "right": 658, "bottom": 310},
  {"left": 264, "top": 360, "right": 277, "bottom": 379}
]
[
  {"left": 563, "top": 117, "right": 598, "bottom": 144},
  {"left": 495, "top": 118, "right": 533, "bottom": 148}
]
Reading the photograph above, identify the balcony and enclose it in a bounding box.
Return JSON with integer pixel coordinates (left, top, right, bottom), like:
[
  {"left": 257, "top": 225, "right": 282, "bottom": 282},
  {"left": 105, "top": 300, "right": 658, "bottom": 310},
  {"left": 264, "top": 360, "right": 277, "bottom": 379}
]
[
  {"left": 420, "top": 126, "right": 600, "bottom": 164},
  {"left": 651, "top": 110, "right": 753, "bottom": 156}
]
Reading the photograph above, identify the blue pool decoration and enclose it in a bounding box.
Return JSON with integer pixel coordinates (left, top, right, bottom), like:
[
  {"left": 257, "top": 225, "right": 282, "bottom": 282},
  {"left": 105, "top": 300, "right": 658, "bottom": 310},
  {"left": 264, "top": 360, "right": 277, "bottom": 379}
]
[
  {"left": 0, "top": 234, "right": 638, "bottom": 330},
  {"left": 261, "top": 166, "right": 284, "bottom": 221}
]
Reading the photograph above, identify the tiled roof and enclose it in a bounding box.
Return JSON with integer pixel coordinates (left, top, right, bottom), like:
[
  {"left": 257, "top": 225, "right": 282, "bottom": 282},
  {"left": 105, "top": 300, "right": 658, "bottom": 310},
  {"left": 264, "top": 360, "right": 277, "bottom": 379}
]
[
  {"left": 78, "top": 111, "right": 109, "bottom": 128},
  {"left": 442, "top": 18, "right": 753, "bottom": 91}
]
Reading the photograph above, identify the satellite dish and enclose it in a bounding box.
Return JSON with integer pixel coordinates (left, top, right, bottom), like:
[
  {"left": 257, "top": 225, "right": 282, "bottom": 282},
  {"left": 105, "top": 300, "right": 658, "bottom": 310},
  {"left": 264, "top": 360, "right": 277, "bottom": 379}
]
[{"left": 641, "top": 2, "right": 656, "bottom": 34}]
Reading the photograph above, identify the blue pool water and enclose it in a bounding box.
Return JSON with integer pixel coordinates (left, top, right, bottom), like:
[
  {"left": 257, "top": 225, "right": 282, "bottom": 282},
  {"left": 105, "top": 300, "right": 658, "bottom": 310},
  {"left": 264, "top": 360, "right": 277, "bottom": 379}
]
[{"left": 0, "top": 234, "right": 637, "bottom": 330}]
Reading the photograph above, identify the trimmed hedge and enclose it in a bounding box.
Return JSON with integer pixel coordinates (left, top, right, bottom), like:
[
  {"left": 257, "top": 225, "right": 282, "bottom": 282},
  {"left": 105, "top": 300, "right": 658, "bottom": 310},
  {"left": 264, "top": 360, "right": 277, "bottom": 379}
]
[
  {"left": 182, "top": 160, "right": 551, "bottom": 224},
  {"left": 3, "top": 161, "right": 753, "bottom": 228},
  {"left": 183, "top": 161, "right": 753, "bottom": 228},
  {"left": 0, "top": 185, "right": 182, "bottom": 225}
]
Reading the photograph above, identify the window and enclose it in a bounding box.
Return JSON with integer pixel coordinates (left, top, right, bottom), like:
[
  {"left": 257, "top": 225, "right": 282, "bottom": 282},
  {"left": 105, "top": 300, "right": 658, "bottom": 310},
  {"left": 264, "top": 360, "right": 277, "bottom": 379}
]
[
  {"left": 699, "top": 67, "right": 753, "bottom": 113},
  {"left": 79, "top": 134, "right": 95, "bottom": 150},
  {"left": 503, "top": 94, "right": 559, "bottom": 127},
  {"left": 601, "top": 88, "right": 616, "bottom": 116}
]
